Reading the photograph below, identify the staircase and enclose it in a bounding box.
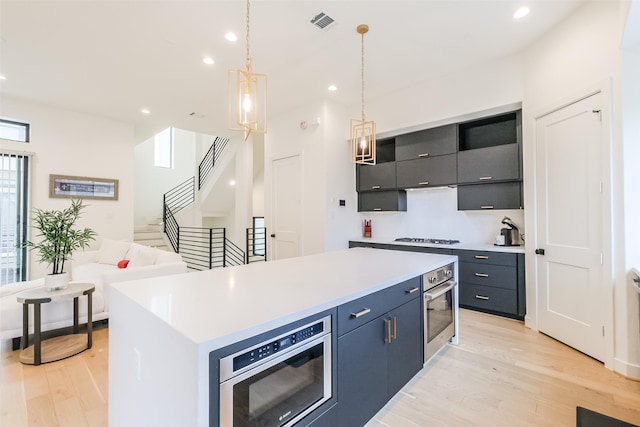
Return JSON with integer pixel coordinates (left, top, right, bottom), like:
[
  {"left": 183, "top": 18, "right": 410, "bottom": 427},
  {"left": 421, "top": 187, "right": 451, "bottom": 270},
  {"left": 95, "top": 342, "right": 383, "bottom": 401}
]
[{"left": 134, "top": 220, "right": 171, "bottom": 251}]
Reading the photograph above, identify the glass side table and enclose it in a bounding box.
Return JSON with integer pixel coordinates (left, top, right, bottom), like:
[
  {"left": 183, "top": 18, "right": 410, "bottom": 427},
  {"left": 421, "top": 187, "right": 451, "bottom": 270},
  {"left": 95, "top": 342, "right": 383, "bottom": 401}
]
[{"left": 16, "top": 282, "right": 95, "bottom": 365}]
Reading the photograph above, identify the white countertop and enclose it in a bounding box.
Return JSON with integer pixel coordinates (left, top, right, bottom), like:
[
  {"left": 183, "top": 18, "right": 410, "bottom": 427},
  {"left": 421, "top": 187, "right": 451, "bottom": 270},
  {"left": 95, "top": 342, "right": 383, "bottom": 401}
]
[
  {"left": 349, "top": 237, "right": 525, "bottom": 254},
  {"left": 110, "top": 247, "right": 456, "bottom": 350}
]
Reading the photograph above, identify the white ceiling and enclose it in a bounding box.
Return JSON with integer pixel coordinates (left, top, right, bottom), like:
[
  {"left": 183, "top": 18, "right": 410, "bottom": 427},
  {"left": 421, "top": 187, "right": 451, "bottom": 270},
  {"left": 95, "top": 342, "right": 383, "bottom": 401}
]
[{"left": 0, "top": 0, "right": 587, "bottom": 143}]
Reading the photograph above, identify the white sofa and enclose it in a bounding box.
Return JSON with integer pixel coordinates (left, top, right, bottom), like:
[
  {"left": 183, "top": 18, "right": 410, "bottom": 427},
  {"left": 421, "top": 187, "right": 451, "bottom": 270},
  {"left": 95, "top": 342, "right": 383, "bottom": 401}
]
[{"left": 0, "top": 239, "right": 188, "bottom": 342}]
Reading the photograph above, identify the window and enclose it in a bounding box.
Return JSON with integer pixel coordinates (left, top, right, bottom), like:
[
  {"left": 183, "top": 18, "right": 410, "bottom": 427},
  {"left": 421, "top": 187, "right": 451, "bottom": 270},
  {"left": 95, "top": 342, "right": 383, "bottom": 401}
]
[
  {"left": 154, "top": 127, "right": 173, "bottom": 168},
  {"left": 0, "top": 153, "right": 29, "bottom": 285},
  {"left": 0, "top": 119, "right": 30, "bottom": 143}
]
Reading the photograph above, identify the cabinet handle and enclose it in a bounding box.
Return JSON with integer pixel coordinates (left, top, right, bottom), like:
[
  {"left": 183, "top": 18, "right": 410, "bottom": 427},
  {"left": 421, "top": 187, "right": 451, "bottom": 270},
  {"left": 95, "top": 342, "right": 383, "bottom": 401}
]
[
  {"left": 418, "top": 153, "right": 430, "bottom": 158},
  {"left": 479, "top": 176, "right": 493, "bottom": 180},
  {"left": 474, "top": 255, "right": 489, "bottom": 259},
  {"left": 480, "top": 205, "right": 494, "bottom": 209},
  {"left": 371, "top": 185, "right": 381, "bottom": 190},
  {"left": 373, "top": 208, "right": 382, "bottom": 211},
  {"left": 392, "top": 316, "right": 397, "bottom": 340},
  {"left": 418, "top": 181, "right": 429, "bottom": 186},
  {"left": 350, "top": 308, "right": 371, "bottom": 318},
  {"left": 475, "top": 273, "right": 489, "bottom": 277},
  {"left": 405, "top": 287, "right": 420, "bottom": 294},
  {"left": 384, "top": 319, "right": 392, "bottom": 343},
  {"left": 475, "top": 295, "right": 490, "bottom": 300}
]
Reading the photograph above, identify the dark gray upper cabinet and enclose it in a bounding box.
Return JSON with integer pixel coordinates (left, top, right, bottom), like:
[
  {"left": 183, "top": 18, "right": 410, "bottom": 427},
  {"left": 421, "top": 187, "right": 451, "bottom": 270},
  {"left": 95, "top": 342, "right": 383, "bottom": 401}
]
[
  {"left": 457, "top": 182, "right": 522, "bottom": 210},
  {"left": 457, "top": 144, "right": 520, "bottom": 184},
  {"left": 357, "top": 162, "right": 397, "bottom": 191},
  {"left": 396, "top": 153, "right": 457, "bottom": 188},
  {"left": 358, "top": 190, "right": 407, "bottom": 212},
  {"left": 395, "top": 124, "right": 457, "bottom": 161},
  {"left": 457, "top": 111, "right": 522, "bottom": 185}
]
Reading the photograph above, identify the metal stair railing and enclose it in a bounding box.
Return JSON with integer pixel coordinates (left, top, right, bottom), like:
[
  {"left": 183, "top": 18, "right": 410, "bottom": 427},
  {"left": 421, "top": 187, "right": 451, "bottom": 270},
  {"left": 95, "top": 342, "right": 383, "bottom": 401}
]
[
  {"left": 198, "top": 136, "right": 230, "bottom": 190},
  {"left": 246, "top": 227, "right": 267, "bottom": 263},
  {"left": 164, "top": 177, "right": 195, "bottom": 217},
  {"left": 175, "top": 227, "right": 245, "bottom": 271}
]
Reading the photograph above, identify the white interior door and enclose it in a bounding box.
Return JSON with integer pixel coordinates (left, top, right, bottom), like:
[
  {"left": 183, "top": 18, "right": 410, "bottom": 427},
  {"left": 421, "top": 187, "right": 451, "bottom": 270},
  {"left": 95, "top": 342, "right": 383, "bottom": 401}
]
[
  {"left": 271, "top": 155, "right": 301, "bottom": 260},
  {"left": 535, "top": 93, "right": 605, "bottom": 361}
]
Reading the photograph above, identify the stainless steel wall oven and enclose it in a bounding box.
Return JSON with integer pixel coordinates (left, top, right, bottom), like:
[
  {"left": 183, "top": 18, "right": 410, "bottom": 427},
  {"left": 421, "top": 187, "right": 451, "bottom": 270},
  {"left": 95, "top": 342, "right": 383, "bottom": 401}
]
[
  {"left": 424, "top": 263, "right": 458, "bottom": 362},
  {"left": 218, "top": 315, "right": 332, "bottom": 427}
]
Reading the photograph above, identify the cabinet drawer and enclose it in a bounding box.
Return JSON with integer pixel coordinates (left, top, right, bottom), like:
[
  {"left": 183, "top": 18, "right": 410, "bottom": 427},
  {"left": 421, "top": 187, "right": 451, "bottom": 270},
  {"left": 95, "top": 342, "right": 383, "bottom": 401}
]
[
  {"left": 357, "top": 162, "right": 396, "bottom": 191},
  {"left": 457, "top": 144, "right": 520, "bottom": 184},
  {"left": 395, "top": 124, "right": 457, "bottom": 161},
  {"left": 456, "top": 250, "right": 517, "bottom": 267},
  {"left": 459, "top": 262, "right": 517, "bottom": 290},
  {"left": 459, "top": 283, "right": 517, "bottom": 315},
  {"left": 396, "top": 154, "right": 457, "bottom": 189},
  {"left": 337, "top": 276, "right": 421, "bottom": 336},
  {"left": 457, "top": 181, "right": 522, "bottom": 211}
]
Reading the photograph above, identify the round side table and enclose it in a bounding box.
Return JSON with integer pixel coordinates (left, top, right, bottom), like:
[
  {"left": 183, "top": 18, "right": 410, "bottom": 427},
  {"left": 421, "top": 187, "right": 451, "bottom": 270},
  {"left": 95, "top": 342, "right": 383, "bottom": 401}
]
[{"left": 16, "top": 282, "right": 95, "bottom": 365}]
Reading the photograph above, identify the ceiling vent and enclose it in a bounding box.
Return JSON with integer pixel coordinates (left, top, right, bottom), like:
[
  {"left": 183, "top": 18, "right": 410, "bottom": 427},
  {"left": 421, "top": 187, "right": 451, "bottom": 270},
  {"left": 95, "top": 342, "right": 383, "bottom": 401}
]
[{"left": 310, "top": 12, "right": 335, "bottom": 30}]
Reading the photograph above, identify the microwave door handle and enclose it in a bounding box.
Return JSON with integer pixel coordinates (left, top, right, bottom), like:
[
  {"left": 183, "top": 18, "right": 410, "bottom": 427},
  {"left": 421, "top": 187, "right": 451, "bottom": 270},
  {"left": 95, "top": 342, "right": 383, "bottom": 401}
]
[{"left": 425, "top": 281, "right": 456, "bottom": 301}]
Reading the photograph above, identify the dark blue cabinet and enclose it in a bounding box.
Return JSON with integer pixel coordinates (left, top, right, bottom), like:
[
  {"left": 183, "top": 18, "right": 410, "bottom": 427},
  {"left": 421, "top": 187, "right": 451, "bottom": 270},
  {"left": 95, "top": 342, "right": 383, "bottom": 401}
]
[{"left": 337, "top": 281, "right": 422, "bottom": 427}]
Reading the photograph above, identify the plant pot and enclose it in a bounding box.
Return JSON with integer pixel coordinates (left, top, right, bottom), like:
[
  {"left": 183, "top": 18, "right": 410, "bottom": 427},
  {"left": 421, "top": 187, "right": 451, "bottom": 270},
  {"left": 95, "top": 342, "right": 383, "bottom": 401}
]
[{"left": 45, "top": 272, "right": 69, "bottom": 291}]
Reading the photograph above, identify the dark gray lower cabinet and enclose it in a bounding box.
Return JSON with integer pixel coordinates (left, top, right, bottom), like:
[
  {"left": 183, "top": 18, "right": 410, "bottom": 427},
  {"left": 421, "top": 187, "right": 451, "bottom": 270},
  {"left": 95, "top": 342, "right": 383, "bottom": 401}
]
[
  {"left": 337, "top": 297, "right": 422, "bottom": 427},
  {"left": 457, "top": 181, "right": 522, "bottom": 210},
  {"left": 455, "top": 250, "right": 526, "bottom": 319},
  {"left": 306, "top": 404, "right": 339, "bottom": 427}
]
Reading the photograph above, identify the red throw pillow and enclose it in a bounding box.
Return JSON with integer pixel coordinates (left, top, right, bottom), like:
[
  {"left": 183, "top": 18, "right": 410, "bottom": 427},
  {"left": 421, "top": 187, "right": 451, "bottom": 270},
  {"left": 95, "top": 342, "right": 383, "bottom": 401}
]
[{"left": 117, "top": 259, "right": 130, "bottom": 269}]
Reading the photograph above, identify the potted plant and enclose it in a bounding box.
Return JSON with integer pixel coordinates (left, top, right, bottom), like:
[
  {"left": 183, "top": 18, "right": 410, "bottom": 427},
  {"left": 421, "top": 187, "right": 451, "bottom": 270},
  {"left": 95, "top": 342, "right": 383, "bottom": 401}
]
[{"left": 23, "top": 199, "right": 96, "bottom": 290}]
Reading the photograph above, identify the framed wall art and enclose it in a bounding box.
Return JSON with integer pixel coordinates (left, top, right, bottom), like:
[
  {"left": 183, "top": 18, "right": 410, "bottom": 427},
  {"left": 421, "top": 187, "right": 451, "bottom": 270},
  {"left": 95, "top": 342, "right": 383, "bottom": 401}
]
[{"left": 49, "top": 174, "right": 119, "bottom": 200}]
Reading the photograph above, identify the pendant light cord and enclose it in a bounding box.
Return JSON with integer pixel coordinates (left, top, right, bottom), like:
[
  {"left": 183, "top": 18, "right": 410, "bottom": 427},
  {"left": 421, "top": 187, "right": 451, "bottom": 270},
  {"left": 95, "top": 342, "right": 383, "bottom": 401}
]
[
  {"left": 361, "top": 31, "right": 365, "bottom": 122},
  {"left": 246, "top": 0, "right": 251, "bottom": 70}
]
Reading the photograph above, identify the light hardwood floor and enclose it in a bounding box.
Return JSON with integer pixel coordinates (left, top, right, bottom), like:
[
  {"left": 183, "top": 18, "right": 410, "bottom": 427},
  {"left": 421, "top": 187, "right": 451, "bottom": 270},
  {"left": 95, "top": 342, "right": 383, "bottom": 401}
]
[{"left": 1, "top": 309, "right": 639, "bottom": 427}]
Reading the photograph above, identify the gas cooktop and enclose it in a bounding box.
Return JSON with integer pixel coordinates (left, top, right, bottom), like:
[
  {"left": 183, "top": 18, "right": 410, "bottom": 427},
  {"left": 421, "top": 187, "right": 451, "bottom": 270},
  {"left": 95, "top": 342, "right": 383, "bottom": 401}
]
[{"left": 394, "top": 238, "right": 460, "bottom": 245}]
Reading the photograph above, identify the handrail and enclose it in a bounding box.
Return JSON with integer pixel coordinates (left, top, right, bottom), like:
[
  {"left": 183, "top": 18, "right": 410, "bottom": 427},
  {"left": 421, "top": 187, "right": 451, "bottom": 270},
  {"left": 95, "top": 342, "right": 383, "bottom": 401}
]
[
  {"left": 224, "top": 238, "right": 245, "bottom": 267},
  {"left": 198, "top": 136, "right": 230, "bottom": 190}
]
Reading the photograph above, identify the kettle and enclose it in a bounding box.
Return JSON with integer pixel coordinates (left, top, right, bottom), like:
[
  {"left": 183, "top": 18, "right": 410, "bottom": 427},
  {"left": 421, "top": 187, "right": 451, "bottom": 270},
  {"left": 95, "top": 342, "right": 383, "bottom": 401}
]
[{"left": 499, "top": 217, "right": 522, "bottom": 246}]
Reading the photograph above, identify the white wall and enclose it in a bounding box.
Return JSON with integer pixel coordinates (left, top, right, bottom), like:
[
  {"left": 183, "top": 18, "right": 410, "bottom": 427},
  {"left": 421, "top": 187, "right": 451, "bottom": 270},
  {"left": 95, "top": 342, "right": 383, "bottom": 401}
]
[
  {"left": 134, "top": 128, "right": 199, "bottom": 227},
  {"left": 520, "top": 0, "right": 637, "bottom": 376},
  {"left": 348, "top": 57, "right": 526, "bottom": 246},
  {"left": 265, "top": 100, "right": 327, "bottom": 256},
  {"left": 0, "top": 96, "right": 135, "bottom": 280},
  {"left": 621, "top": 2, "right": 640, "bottom": 376}
]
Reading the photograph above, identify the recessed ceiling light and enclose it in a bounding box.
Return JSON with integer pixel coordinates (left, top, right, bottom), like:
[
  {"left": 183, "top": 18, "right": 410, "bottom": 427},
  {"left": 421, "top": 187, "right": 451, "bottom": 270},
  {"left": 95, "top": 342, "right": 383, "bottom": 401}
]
[
  {"left": 202, "top": 56, "right": 214, "bottom": 65},
  {"left": 328, "top": 85, "right": 337, "bottom": 92},
  {"left": 0, "top": 75, "right": 6, "bottom": 80},
  {"left": 513, "top": 7, "right": 530, "bottom": 19},
  {"left": 141, "top": 109, "right": 150, "bottom": 115},
  {"left": 229, "top": 180, "right": 236, "bottom": 186},
  {"left": 225, "top": 32, "right": 238, "bottom": 42}
]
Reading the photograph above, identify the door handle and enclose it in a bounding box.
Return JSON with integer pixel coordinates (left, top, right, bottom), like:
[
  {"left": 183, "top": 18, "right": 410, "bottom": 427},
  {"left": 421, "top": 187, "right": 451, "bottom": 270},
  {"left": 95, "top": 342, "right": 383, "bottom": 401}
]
[
  {"left": 475, "top": 295, "right": 490, "bottom": 300},
  {"left": 270, "top": 234, "right": 276, "bottom": 238},
  {"left": 418, "top": 181, "right": 429, "bottom": 186},
  {"left": 391, "top": 316, "right": 397, "bottom": 340},
  {"left": 475, "top": 273, "right": 489, "bottom": 278},
  {"left": 480, "top": 205, "right": 494, "bottom": 209},
  {"left": 418, "top": 153, "right": 430, "bottom": 158},
  {"left": 384, "top": 318, "right": 392, "bottom": 343},
  {"left": 371, "top": 185, "right": 381, "bottom": 190},
  {"left": 405, "top": 287, "right": 420, "bottom": 294},
  {"left": 474, "top": 255, "right": 489, "bottom": 259},
  {"left": 350, "top": 308, "right": 371, "bottom": 318},
  {"left": 535, "top": 248, "right": 545, "bottom": 255}
]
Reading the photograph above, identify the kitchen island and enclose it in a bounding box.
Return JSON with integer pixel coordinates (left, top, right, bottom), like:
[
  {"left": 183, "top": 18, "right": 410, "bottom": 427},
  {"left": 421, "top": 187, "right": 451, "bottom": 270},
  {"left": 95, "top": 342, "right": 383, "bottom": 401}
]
[{"left": 108, "top": 247, "right": 456, "bottom": 427}]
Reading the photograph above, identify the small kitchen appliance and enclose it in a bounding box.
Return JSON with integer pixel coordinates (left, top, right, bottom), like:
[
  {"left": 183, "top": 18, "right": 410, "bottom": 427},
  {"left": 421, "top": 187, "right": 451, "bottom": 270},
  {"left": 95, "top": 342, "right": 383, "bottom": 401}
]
[{"left": 497, "top": 216, "right": 522, "bottom": 246}]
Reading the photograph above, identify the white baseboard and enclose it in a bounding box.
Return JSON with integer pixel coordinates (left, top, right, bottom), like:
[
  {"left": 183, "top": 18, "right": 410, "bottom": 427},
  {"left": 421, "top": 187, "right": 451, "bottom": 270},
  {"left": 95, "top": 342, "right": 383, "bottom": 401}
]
[{"left": 613, "top": 357, "right": 640, "bottom": 380}]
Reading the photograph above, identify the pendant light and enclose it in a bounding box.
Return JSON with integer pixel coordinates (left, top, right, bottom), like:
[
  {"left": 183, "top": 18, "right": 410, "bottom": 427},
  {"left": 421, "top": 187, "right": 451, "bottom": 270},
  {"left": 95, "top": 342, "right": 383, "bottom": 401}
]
[
  {"left": 350, "top": 24, "right": 376, "bottom": 165},
  {"left": 228, "top": 0, "right": 267, "bottom": 140}
]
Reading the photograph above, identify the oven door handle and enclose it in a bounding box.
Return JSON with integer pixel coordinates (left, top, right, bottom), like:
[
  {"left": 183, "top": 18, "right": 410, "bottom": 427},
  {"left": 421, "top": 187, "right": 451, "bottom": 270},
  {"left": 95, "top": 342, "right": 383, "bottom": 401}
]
[{"left": 425, "top": 281, "right": 456, "bottom": 301}]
